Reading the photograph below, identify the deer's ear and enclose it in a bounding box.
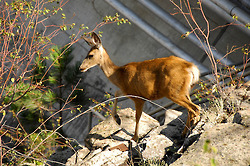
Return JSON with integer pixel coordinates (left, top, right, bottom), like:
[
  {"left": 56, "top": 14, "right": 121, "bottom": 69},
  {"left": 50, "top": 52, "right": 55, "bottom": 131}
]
[
  {"left": 82, "top": 35, "right": 96, "bottom": 47},
  {"left": 82, "top": 32, "right": 102, "bottom": 48},
  {"left": 91, "top": 32, "right": 102, "bottom": 48}
]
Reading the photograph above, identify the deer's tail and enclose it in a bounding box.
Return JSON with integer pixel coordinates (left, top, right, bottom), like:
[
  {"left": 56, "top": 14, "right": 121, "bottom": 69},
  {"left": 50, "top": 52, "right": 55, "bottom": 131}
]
[{"left": 189, "top": 65, "right": 200, "bottom": 86}]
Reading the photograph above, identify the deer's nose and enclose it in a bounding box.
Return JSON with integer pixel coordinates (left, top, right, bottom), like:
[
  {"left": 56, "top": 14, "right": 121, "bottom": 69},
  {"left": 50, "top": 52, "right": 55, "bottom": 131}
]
[{"left": 79, "top": 65, "right": 87, "bottom": 72}]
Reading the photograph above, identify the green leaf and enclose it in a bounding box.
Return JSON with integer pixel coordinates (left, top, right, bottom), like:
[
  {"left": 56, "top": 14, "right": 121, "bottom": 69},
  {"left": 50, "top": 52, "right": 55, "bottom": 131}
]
[
  {"left": 48, "top": 76, "right": 57, "bottom": 84},
  {"left": 203, "top": 139, "right": 211, "bottom": 152},
  {"left": 61, "top": 13, "right": 66, "bottom": 19},
  {"left": 210, "top": 158, "right": 216, "bottom": 166},
  {"left": 232, "top": 14, "right": 238, "bottom": 20},
  {"left": 61, "top": 25, "right": 67, "bottom": 31}
]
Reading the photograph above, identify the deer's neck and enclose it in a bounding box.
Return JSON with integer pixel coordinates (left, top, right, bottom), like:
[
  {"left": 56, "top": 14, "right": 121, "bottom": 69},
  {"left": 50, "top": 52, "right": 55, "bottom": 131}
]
[{"left": 100, "top": 50, "right": 119, "bottom": 79}]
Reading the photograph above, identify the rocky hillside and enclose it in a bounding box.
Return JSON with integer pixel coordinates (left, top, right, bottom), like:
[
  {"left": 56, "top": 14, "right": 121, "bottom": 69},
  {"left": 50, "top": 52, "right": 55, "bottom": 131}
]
[{"left": 51, "top": 82, "right": 250, "bottom": 166}]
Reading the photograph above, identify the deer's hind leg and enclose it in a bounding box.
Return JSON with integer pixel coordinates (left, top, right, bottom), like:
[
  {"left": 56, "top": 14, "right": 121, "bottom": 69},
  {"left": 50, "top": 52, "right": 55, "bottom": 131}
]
[
  {"left": 185, "top": 95, "right": 201, "bottom": 126},
  {"left": 167, "top": 76, "right": 200, "bottom": 137},
  {"left": 169, "top": 94, "right": 200, "bottom": 137}
]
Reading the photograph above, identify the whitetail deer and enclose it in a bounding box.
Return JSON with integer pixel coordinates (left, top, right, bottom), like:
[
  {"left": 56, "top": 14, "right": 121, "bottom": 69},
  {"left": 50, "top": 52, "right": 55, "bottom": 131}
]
[{"left": 80, "top": 32, "right": 200, "bottom": 141}]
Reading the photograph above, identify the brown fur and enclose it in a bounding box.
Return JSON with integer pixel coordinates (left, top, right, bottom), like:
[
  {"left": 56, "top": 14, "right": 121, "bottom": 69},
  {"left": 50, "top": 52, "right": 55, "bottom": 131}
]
[{"left": 80, "top": 32, "right": 200, "bottom": 141}]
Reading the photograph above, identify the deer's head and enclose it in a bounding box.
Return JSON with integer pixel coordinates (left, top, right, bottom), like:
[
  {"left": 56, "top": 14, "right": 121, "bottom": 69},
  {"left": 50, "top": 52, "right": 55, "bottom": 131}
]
[{"left": 80, "top": 32, "right": 104, "bottom": 72}]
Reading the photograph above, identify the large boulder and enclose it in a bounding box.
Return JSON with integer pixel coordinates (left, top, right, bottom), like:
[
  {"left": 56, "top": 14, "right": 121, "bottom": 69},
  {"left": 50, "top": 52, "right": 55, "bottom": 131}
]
[
  {"left": 65, "top": 82, "right": 250, "bottom": 166},
  {"left": 66, "top": 146, "right": 129, "bottom": 166},
  {"left": 171, "top": 123, "right": 250, "bottom": 166},
  {"left": 64, "top": 105, "right": 250, "bottom": 166},
  {"left": 66, "top": 108, "right": 170, "bottom": 166},
  {"left": 85, "top": 108, "right": 160, "bottom": 149},
  {"left": 171, "top": 82, "right": 250, "bottom": 165}
]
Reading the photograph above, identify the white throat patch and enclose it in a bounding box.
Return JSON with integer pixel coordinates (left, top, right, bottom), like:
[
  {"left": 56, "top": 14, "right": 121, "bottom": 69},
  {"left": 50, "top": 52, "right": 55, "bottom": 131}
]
[{"left": 99, "top": 45, "right": 104, "bottom": 54}]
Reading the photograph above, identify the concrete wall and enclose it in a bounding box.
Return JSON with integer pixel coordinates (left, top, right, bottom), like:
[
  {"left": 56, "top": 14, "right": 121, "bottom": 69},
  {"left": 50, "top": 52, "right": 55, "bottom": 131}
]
[{"left": 45, "top": 0, "right": 249, "bottom": 143}]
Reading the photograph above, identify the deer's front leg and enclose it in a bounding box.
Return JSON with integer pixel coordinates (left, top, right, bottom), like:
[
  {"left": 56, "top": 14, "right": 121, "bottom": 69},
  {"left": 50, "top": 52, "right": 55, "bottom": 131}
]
[
  {"left": 132, "top": 99, "right": 145, "bottom": 142},
  {"left": 111, "top": 90, "right": 123, "bottom": 125}
]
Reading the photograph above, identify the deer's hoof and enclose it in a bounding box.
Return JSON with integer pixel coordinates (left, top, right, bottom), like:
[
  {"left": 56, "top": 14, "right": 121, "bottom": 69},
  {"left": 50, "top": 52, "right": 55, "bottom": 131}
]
[
  {"left": 132, "top": 135, "right": 139, "bottom": 142},
  {"left": 114, "top": 114, "right": 121, "bottom": 125},
  {"left": 192, "top": 115, "right": 201, "bottom": 126},
  {"left": 181, "top": 129, "right": 188, "bottom": 139}
]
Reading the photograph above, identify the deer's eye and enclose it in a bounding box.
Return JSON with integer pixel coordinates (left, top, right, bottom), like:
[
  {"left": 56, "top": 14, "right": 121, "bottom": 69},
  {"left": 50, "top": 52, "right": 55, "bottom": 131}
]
[{"left": 88, "top": 55, "right": 94, "bottom": 59}]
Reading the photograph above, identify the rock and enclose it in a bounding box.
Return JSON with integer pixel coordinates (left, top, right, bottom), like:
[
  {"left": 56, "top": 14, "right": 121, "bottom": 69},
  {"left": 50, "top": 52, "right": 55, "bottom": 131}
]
[
  {"left": 66, "top": 108, "right": 163, "bottom": 166},
  {"left": 84, "top": 149, "right": 129, "bottom": 166},
  {"left": 163, "top": 109, "right": 183, "bottom": 125},
  {"left": 49, "top": 148, "right": 78, "bottom": 166},
  {"left": 85, "top": 108, "right": 160, "bottom": 149},
  {"left": 49, "top": 141, "right": 83, "bottom": 166},
  {"left": 67, "top": 148, "right": 129, "bottom": 166},
  {"left": 170, "top": 83, "right": 250, "bottom": 165},
  {"left": 141, "top": 134, "right": 173, "bottom": 159},
  {"left": 233, "top": 109, "right": 250, "bottom": 127},
  {"left": 66, "top": 146, "right": 90, "bottom": 166},
  {"left": 171, "top": 123, "right": 250, "bottom": 166},
  {"left": 149, "top": 109, "right": 187, "bottom": 141},
  {"left": 221, "top": 81, "right": 250, "bottom": 114},
  {"left": 65, "top": 91, "right": 250, "bottom": 166},
  {"left": 55, "top": 82, "right": 250, "bottom": 165}
]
